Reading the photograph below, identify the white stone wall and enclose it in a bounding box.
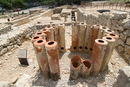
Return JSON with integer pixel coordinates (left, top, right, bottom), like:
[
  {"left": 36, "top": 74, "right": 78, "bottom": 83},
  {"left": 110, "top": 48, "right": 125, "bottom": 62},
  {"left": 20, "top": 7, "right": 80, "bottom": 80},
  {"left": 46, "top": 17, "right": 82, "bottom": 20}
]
[{"left": 77, "top": 8, "right": 130, "bottom": 64}]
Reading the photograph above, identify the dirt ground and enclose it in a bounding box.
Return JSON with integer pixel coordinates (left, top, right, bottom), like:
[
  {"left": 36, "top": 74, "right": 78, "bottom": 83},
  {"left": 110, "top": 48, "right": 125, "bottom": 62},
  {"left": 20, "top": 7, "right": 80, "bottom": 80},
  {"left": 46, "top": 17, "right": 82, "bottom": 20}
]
[{"left": 0, "top": 25, "right": 128, "bottom": 87}]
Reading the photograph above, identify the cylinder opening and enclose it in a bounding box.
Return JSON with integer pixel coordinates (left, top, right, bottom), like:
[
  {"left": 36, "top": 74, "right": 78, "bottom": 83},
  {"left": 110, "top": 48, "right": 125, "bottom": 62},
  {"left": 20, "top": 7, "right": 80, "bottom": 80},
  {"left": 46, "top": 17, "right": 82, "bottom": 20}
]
[
  {"left": 106, "top": 37, "right": 112, "bottom": 40},
  {"left": 72, "top": 61, "right": 80, "bottom": 68},
  {"left": 37, "top": 32, "right": 42, "bottom": 35},
  {"left": 85, "top": 47, "right": 88, "bottom": 50},
  {"left": 34, "top": 36, "right": 39, "bottom": 39},
  {"left": 48, "top": 41, "right": 54, "bottom": 45},
  {"left": 81, "top": 22, "right": 84, "bottom": 24},
  {"left": 79, "top": 46, "right": 82, "bottom": 49},
  {"left": 110, "top": 34, "right": 115, "bottom": 36},
  {"left": 90, "top": 48, "right": 92, "bottom": 51},
  {"left": 61, "top": 47, "right": 64, "bottom": 50},
  {"left": 37, "top": 40, "right": 43, "bottom": 43},
  {"left": 96, "top": 25, "right": 100, "bottom": 26},
  {"left": 47, "top": 25, "right": 51, "bottom": 28},
  {"left": 102, "top": 27, "right": 106, "bottom": 29},
  {"left": 83, "top": 61, "right": 91, "bottom": 69},
  {"left": 73, "top": 47, "right": 76, "bottom": 49},
  {"left": 60, "top": 24, "right": 63, "bottom": 25},
  {"left": 107, "top": 30, "right": 112, "bottom": 32},
  {"left": 98, "top": 40, "right": 104, "bottom": 43},
  {"left": 52, "top": 24, "right": 55, "bottom": 26}
]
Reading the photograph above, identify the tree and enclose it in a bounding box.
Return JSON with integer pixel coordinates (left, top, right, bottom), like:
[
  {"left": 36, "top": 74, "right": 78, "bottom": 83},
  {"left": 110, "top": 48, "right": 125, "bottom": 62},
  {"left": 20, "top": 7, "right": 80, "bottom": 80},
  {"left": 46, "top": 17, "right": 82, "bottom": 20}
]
[
  {"left": 0, "top": 0, "right": 12, "bottom": 15},
  {"left": 41, "top": 0, "right": 57, "bottom": 6},
  {"left": 11, "top": 0, "right": 26, "bottom": 14}
]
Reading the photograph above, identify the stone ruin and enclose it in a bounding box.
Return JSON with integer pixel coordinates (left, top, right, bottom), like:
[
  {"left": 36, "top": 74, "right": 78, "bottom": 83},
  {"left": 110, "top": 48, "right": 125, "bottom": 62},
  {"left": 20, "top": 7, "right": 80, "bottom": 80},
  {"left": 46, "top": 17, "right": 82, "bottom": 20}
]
[{"left": 0, "top": 4, "right": 130, "bottom": 87}]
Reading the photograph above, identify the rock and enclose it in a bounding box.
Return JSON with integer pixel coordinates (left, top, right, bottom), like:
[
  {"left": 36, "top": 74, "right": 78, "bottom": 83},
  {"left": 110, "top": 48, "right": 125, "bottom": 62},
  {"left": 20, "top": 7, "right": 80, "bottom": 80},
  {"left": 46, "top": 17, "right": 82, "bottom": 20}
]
[
  {"left": 126, "top": 83, "right": 130, "bottom": 87},
  {"left": 124, "top": 21, "right": 130, "bottom": 30},
  {"left": 123, "top": 53, "right": 130, "bottom": 60},
  {"left": 113, "top": 12, "right": 127, "bottom": 20},
  {"left": 118, "top": 26, "right": 124, "bottom": 32},
  {"left": 0, "top": 81, "right": 14, "bottom": 87},
  {"left": 126, "top": 30, "right": 130, "bottom": 37},
  {"left": 125, "top": 45, "right": 130, "bottom": 55},
  {"left": 118, "top": 46, "right": 124, "bottom": 53},
  {"left": 120, "top": 33, "right": 127, "bottom": 42},
  {"left": 7, "top": 45, "right": 14, "bottom": 51},
  {"left": 0, "top": 48, "right": 7, "bottom": 56},
  {"left": 117, "top": 39, "right": 125, "bottom": 46},
  {"left": 113, "top": 66, "right": 130, "bottom": 87},
  {"left": 0, "top": 46, "right": 3, "bottom": 51},
  {"left": 126, "top": 37, "right": 130, "bottom": 45},
  {"left": 15, "top": 74, "right": 31, "bottom": 87}
]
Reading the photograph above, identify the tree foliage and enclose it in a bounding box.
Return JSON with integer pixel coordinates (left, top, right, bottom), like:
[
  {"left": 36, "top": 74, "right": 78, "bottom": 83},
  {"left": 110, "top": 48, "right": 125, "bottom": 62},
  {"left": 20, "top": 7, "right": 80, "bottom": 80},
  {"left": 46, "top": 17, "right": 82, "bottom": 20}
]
[
  {"left": 0, "top": 0, "right": 12, "bottom": 14},
  {"left": 41, "top": 0, "right": 57, "bottom": 6},
  {"left": 11, "top": 0, "right": 26, "bottom": 9}
]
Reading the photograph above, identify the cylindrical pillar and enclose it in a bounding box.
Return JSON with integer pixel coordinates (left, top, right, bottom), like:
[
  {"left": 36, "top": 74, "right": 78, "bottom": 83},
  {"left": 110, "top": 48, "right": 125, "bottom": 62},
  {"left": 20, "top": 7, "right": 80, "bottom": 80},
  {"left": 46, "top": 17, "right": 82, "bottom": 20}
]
[
  {"left": 49, "top": 27, "right": 54, "bottom": 41},
  {"left": 91, "top": 39, "right": 108, "bottom": 76},
  {"left": 91, "top": 25, "right": 101, "bottom": 53},
  {"left": 52, "top": 24, "right": 59, "bottom": 49},
  {"left": 70, "top": 55, "right": 82, "bottom": 80},
  {"left": 100, "top": 36, "right": 115, "bottom": 71},
  {"left": 83, "top": 25, "right": 93, "bottom": 54},
  {"left": 78, "top": 22, "right": 86, "bottom": 52},
  {"left": 71, "top": 22, "right": 78, "bottom": 52},
  {"left": 35, "top": 32, "right": 46, "bottom": 40},
  {"left": 81, "top": 59, "right": 92, "bottom": 79},
  {"left": 58, "top": 24, "right": 66, "bottom": 53},
  {"left": 31, "top": 36, "right": 43, "bottom": 69},
  {"left": 97, "top": 26, "right": 105, "bottom": 39},
  {"left": 45, "top": 41, "right": 60, "bottom": 81},
  {"left": 107, "top": 33, "right": 119, "bottom": 47},
  {"left": 40, "top": 28, "right": 49, "bottom": 41},
  {"left": 34, "top": 39, "right": 50, "bottom": 79}
]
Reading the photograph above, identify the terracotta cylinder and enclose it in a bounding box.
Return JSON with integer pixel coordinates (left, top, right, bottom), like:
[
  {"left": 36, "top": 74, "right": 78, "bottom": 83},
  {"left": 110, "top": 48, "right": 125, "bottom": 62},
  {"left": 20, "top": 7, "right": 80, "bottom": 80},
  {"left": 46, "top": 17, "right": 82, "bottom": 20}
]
[
  {"left": 78, "top": 22, "right": 86, "bottom": 52},
  {"left": 105, "top": 29, "right": 114, "bottom": 35},
  {"left": 49, "top": 27, "right": 54, "bottom": 41},
  {"left": 71, "top": 22, "right": 78, "bottom": 52},
  {"left": 58, "top": 24, "right": 66, "bottom": 53},
  {"left": 91, "top": 25, "right": 100, "bottom": 53},
  {"left": 83, "top": 25, "right": 93, "bottom": 53},
  {"left": 107, "top": 33, "right": 119, "bottom": 47},
  {"left": 70, "top": 55, "right": 82, "bottom": 80},
  {"left": 52, "top": 24, "right": 59, "bottom": 49},
  {"left": 34, "top": 39, "right": 50, "bottom": 79},
  {"left": 31, "top": 36, "right": 43, "bottom": 69},
  {"left": 40, "top": 28, "right": 49, "bottom": 41},
  {"left": 91, "top": 39, "right": 108, "bottom": 76},
  {"left": 35, "top": 32, "right": 46, "bottom": 40},
  {"left": 45, "top": 41, "right": 60, "bottom": 81},
  {"left": 97, "top": 26, "right": 105, "bottom": 39},
  {"left": 81, "top": 59, "right": 92, "bottom": 79},
  {"left": 100, "top": 36, "right": 115, "bottom": 71}
]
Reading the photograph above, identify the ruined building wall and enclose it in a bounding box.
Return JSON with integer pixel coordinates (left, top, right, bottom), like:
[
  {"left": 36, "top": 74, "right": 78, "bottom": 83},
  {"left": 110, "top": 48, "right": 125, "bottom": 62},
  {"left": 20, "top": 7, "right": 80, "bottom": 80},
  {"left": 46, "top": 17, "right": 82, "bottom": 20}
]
[{"left": 77, "top": 8, "right": 130, "bottom": 64}]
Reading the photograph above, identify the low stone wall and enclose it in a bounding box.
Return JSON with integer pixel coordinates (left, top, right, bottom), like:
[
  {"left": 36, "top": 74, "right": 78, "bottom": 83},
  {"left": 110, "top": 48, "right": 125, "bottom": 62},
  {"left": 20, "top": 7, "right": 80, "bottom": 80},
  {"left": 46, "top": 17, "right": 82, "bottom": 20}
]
[
  {"left": 0, "top": 25, "right": 11, "bottom": 35},
  {"left": 0, "top": 15, "right": 9, "bottom": 19},
  {"left": 41, "top": 9, "right": 54, "bottom": 17},
  {"left": 77, "top": 8, "right": 130, "bottom": 64}
]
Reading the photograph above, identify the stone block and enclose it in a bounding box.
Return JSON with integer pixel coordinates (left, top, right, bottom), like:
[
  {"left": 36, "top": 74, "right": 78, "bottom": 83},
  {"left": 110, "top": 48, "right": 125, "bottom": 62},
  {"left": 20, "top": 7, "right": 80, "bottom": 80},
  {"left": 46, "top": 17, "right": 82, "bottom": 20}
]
[
  {"left": 126, "top": 37, "right": 130, "bottom": 45},
  {"left": 117, "top": 39, "right": 125, "bottom": 46},
  {"left": 118, "top": 26, "right": 124, "bottom": 32},
  {"left": 124, "top": 21, "right": 130, "bottom": 30},
  {"left": 51, "top": 14, "right": 61, "bottom": 20},
  {"left": 118, "top": 46, "right": 124, "bottom": 53},
  {"left": 123, "top": 53, "right": 130, "bottom": 60},
  {"left": 125, "top": 45, "right": 130, "bottom": 55},
  {"left": 113, "top": 12, "right": 127, "bottom": 20},
  {"left": 120, "top": 33, "right": 127, "bottom": 42}
]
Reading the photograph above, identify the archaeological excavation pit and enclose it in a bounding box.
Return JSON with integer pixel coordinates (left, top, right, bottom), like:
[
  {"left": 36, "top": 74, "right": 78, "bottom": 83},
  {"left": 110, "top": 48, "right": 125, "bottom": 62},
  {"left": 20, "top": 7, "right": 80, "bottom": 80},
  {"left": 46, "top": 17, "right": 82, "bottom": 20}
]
[{"left": 0, "top": 3, "right": 130, "bottom": 87}]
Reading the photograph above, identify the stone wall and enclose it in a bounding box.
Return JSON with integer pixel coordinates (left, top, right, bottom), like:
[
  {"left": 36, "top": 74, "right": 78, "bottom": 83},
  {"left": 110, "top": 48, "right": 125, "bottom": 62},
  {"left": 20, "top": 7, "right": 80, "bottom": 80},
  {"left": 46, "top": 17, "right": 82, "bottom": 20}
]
[
  {"left": 41, "top": 9, "right": 54, "bottom": 17},
  {"left": 77, "top": 8, "right": 130, "bottom": 64},
  {"left": 0, "top": 25, "right": 11, "bottom": 35}
]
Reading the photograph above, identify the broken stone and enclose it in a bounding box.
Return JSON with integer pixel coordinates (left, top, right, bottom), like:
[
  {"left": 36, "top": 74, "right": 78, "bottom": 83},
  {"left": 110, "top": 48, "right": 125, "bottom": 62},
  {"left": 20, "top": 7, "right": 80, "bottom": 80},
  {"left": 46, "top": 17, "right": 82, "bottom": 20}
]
[
  {"left": 0, "top": 48, "right": 7, "bottom": 56},
  {"left": 118, "top": 26, "right": 124, "bottom": 32},
  {"left": 0, "top": 81, "right": 14, "bottom": 87},
  {"left": 120, "top": 33, "right": 127, "bottom": 42},
  {"left": 7, "top": 45, "right": 14, "bottom": 51},
  {"left": 126, "top": 37, "right": 130, "bottom": 45},
  {"left": 0, "top": 61, "right": 3, "bottom": 65},
  {"left": 113, "top": 12, "right": 127, "bottom": 20}
]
